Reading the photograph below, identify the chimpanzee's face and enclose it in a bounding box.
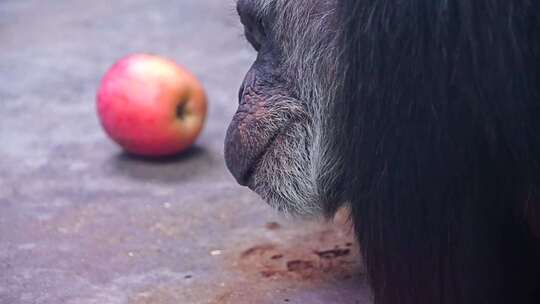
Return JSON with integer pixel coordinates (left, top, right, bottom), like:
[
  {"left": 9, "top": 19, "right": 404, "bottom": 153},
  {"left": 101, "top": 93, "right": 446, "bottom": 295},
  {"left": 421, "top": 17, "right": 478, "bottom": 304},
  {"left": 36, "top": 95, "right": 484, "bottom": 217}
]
[{"left": 225, "top": 0, "right": 344, "bottom": 216}]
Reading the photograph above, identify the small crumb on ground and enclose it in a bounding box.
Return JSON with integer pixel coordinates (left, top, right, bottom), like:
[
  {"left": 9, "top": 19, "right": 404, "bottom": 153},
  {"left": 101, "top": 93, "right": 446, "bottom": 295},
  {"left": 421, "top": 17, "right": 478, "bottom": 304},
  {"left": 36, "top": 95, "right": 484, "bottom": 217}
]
[{"left": 211, "top": 250, "right": 223, "bottom": 256}]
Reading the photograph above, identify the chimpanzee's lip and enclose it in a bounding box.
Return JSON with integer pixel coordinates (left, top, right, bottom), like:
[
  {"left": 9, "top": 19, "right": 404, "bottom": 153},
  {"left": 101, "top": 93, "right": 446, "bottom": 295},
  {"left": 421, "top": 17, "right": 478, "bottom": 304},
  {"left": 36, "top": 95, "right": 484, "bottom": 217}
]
[
  {"left": 225, "top": 121, "right": 286, "bottom": 187},
  {"left": 233, "top": 136, "right": 275, "bottom": 187}
]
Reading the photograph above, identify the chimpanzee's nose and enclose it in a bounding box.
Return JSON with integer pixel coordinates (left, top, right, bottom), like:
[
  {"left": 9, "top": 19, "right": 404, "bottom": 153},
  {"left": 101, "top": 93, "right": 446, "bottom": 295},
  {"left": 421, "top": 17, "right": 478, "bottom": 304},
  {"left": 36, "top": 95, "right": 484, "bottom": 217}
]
[{"left": 238, "top": 83, "right": 245, "bottom": 104}]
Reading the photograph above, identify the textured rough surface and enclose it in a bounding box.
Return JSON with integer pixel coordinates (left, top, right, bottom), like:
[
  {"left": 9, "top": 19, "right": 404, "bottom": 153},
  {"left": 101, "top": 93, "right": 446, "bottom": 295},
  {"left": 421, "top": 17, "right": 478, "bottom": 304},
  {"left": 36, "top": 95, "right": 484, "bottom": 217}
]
[{"left": 0, "top": 1, "right": 370, "bottom": 303}]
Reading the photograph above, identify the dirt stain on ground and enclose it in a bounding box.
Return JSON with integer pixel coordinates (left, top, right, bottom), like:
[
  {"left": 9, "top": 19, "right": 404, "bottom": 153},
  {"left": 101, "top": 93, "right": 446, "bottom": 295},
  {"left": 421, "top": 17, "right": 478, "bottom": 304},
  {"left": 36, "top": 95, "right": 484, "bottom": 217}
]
[
  {"left": 207, "top": 221, "right": 363, "bottom": 303},
  {"left": 240, "top": 244, "right": 277, "bottom": 258},
  {"left": 265, "top": 222, "right": 282, "bottom": 230},
  {"left": 232, "top": 211, "right": 363, "bottom": 285},
  {"left": 124, "top": 213, "right": 364, "bottom": 304},
  {"left": 238, "top": 239, "right": 358, "bottom": 282}
]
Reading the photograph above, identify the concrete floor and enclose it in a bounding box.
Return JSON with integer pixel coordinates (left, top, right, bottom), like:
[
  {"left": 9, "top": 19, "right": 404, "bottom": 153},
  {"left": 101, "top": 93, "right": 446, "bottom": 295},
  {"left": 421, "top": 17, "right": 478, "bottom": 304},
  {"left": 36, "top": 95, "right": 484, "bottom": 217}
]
[{"left": 0, "top": 1, "right": 371, "bottom": 303}]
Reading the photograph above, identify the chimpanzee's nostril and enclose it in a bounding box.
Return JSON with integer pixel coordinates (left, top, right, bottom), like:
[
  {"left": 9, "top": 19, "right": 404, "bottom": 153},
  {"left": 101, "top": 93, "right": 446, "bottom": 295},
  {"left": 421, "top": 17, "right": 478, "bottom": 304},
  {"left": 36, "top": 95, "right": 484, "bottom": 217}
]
[{"left": 238, "top": 84, "right": 245, "bottom": 104}]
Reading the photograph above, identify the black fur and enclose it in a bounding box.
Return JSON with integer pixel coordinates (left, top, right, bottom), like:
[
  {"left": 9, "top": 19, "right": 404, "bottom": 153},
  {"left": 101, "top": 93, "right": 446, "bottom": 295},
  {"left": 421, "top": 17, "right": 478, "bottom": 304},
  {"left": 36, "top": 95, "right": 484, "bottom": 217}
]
[{"left": 337, "top": 0, "right": 540, "bottom": 303}]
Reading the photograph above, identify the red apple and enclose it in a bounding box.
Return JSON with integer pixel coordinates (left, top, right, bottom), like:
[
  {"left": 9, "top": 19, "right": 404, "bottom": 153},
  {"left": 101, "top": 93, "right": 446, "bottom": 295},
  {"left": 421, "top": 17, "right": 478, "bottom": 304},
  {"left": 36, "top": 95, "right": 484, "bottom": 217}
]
[{"left": 97, "top": 54, "right": 207, "bottom": 157}]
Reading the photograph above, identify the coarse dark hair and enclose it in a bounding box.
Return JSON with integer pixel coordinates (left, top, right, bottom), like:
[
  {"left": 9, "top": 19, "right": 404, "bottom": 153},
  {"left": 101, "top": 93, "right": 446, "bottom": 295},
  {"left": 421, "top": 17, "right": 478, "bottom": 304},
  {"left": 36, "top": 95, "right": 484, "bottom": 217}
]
[{"left": 337, "top": 0, "right": 540, "bottom": 303}]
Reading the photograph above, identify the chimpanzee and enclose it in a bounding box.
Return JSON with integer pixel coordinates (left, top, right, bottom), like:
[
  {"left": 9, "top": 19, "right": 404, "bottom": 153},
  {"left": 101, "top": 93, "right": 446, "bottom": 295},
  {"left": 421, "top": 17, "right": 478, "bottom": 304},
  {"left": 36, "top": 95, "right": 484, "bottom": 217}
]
[{"left": 225, "top": 0, "right": 540, "bottom": 303}]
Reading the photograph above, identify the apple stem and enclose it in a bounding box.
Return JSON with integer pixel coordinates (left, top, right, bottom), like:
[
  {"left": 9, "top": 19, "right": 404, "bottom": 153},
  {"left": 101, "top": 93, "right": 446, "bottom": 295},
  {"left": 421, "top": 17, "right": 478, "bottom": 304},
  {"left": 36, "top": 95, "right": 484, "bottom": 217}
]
[{"left": 176, "top": 101, "right": 189, "bottom": 119}]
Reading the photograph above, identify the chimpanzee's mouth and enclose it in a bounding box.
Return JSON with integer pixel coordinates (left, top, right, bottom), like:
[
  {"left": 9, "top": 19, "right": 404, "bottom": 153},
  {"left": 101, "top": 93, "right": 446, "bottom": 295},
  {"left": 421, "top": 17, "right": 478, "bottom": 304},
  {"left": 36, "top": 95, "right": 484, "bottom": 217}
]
[
  {"left": 225, "top": 121, "right": 288, "bottom": 187},
  {"left": 225, "top": 86, "right": 305, "bottom": 188}
]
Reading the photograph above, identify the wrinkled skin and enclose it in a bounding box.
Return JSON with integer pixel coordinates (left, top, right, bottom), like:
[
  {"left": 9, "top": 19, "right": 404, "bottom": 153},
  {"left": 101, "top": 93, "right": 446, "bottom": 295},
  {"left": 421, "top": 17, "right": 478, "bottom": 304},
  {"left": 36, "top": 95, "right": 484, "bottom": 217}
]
[{"left": 225, "top": 0, "right": 339, "bottom": 215}]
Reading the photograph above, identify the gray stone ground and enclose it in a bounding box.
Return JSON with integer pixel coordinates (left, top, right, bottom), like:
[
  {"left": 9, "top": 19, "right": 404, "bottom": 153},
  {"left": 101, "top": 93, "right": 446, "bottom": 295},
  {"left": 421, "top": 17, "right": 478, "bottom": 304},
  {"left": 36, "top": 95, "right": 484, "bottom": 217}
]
[{"left": 0, "top": 1, "right": 371, "bottom": 303}]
